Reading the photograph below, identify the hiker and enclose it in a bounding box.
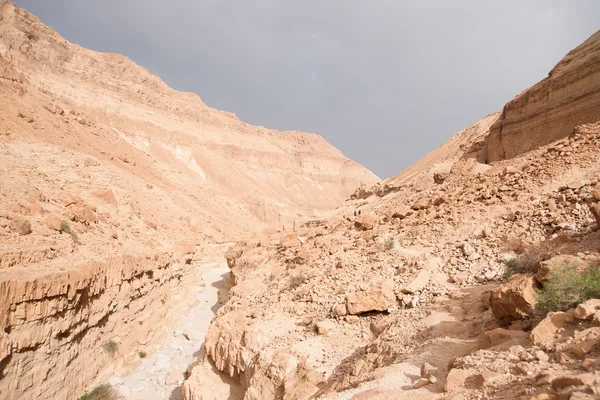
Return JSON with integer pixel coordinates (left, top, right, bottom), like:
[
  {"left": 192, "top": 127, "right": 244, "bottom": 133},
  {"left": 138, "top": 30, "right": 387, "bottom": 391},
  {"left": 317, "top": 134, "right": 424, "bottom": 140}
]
[
  {"left": 354, "top": 210, "right": 357, "bottom": 217},
  {"left": 358, "top": 210, "right": 361, "bottom": 215}
]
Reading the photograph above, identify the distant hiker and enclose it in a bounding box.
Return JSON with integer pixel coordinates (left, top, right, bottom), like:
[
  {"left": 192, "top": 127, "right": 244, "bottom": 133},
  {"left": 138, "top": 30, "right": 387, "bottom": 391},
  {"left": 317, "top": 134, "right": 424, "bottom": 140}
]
[
  {"left": 358, "top": 210, "right": 361, "bottom": 215},
  {"left": 354, "top": 211, "right": 357, "bottom": 217}
]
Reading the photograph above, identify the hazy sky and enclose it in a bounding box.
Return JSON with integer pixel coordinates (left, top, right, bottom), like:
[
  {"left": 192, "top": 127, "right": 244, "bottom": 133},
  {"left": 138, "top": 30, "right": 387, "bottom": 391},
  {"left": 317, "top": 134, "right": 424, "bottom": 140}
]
[{"left": 14, "top": 1, "right": 600, "bottom": 178}]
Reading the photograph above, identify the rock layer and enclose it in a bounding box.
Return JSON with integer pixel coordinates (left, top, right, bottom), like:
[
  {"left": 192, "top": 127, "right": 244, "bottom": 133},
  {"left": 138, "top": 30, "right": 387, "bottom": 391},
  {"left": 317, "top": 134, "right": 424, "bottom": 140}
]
[{"left": 484, "top": 30, "right": 600, "bottom": 162}]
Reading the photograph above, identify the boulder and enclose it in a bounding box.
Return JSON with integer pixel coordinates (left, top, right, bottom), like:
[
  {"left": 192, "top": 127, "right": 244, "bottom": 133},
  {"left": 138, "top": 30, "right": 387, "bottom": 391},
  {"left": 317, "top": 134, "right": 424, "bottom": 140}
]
[
  {"left": 391, "top": 206, "right": 412, "bottom": 220},
  {"left": 433, "top": 171, "right": 449, "bottom": 184},
  {"left": 401, "top": 270, "right": 431, "bottom": 294},
  {"left": 480, "top": 328, "right": 529, "bottom": 349},
  {"left": 536, "top": 255, "right": 584, "bottom": 284},
  {"left": 489, "top": 274, "right": 539, "bottom": 324},
  {"left": 354, "top": 215, "right": 375, "bottom": 231},
  {"left": 589, "top": 203, "right": 600, "bottom": 226},
  {"left": 412, "top": 197, "right": 432, "bottom": 211},
  {"left": 316, "top": 319, "right": 336, "bottom": 335},
  {"left": 475, "top": 370, "right": 501, "bottom": 389},
  {"left": 346, "top": 279, "right": 395, "bottom": 315},
  {"left": 67, "top": 203, "right": 97, "bottom": 224},
  {"left": 331, "top": 304, "right": 348, "bottom": 317},
  {"left": 531, "top": 312, "right": 567, "bottom": 346},
  {"left": 444, "top": 368, "right": 471, "bottom": 392},
  {"left": 575, "top": 299, "right": 600, "bottom": 320},
  {"left": 9, "top": 218, "right": 31, "bottom": 235},
  {"left": 45, "top": 214, "right": 62, "bottom": 231}
]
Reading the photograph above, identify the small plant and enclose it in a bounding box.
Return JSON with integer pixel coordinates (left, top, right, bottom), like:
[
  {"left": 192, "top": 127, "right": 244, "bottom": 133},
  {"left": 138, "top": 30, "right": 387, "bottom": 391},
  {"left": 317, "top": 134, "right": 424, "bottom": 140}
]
[
  {"left": 77, "top": 384, "right": 116, "bottom": 400},
  {"left": 103, "top": 340, "right": 118, "bottom": 356},
  {"left": 383, "top": 239, "right": 395, "bottom": 251},
  {"left": 502, "top": 251, "right": 545, "bottom": 279},
  {"left": 537, "top": 264, "right": 600, "bottom": 314},
  {"left": 60, "top": 221, "right": 80, "bottom": 244},
  {"left": 288, "top": 274, "right": 307, "bottom": 290},
  {"left": 139, "top": 351, "right": 147, "bottom": 358}
]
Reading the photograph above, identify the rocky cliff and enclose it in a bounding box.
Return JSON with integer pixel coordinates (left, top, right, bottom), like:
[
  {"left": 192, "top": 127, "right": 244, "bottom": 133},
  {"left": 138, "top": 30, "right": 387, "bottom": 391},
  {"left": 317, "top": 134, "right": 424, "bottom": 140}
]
[
  {"left": 0, "top": 2, "right": 377, "bottom": 399},
  {"left": 186, "top": 31, "right": 600, "bottom": 399},
  {"left": 484, "top": 30, "right": 600, "bottom": 162}
]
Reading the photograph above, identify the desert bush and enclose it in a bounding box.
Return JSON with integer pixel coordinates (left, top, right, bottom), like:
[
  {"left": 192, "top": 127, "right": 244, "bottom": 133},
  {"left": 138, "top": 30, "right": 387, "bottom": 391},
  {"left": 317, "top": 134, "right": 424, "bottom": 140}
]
[
  {"left": 288, "top": 273, "right": 307, "bottom": 290},
  {"left": 103, "top": 340, "right": 117, "bottom": 356},
  {"left": 383, "top": 239, "right": 395, "bottom": 251},
  {"left": 537, "top": 264, "right": 600, "bottom": 314},
  {"left": 60, "top": 221, "right": 80, "bottom": 244},
  {"left": 503, "top": 250, "right": 547, "bottom": 279},
  {"left": 77, "top": 384, "right": 116, "bottom": 400},
  {"left": 139, "top": 351, "right": 147, "bottom": 358}
]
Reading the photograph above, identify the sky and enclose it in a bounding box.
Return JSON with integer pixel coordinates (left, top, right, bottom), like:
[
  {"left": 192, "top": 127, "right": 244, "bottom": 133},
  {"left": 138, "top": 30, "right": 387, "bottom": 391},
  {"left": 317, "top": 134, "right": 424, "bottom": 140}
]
[{"left": 14, "top": 1, "right": 600, "bottom": 178}]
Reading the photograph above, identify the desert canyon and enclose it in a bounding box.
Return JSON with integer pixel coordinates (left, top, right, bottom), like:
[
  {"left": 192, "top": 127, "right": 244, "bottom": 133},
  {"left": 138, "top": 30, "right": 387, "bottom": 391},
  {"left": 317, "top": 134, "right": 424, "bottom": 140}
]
[{"left": 2, "top": 1, "right": 600, "bottom": 400}]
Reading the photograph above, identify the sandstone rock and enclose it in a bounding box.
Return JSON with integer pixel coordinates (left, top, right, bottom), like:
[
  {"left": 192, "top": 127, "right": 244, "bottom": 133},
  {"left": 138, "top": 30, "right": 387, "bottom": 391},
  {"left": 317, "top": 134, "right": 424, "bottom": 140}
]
[
  {"left": 531, "top": 312, "right": 568, "bottom": 346},
  {"left": 551, "top": 374, "right": 596, "bottom": 391},
  {"left": 401, "top": 270, "right": 431, "bottom": 294},
  {"left": 45, "top": 214, "right": 63, "bottom": 231},
  {"left": 592, "top": 189, "right": 600, "bottom": 202},
  {"left": 93, "top": 189, "right": 118, "bottom": 205},
  {"left": 331, "top": 303, "right": 348, "bottom": 317},
  {"left": 412, "top": 378, "right": 430, "bottom": 389},
  {"left": 59, "top": 194, "right": 78, "bottom": 207},
  {"left": 489, "top": 274, "right": 539, "bottom": 324},
  {"left": 391, "top": 206, "right": 412, "bottom": 220},
  {"left": 316, "top": 319, "right": 336, "bottom": 335},
  {"left": 412, "top": 197, "right": 432, "bottom": 210},
  {"left": 537, "top": 255, "right": 584, "bottom": 284},
  {"left": 67, "top": 203, "right": 97, "bottom": 224},
  {"left": 480, "top": 328, "right": 529, "bottom": 349},
  {"left": 421, "top": 362, "right": 436, "bottom": 378},
  {"left": 354, "top": 215, "right": 375, "bottom": 231},
  {"left": 588, "top": 203, "right": 600, "bottom": 226},
  {"left": 9, "top": 218, "right": 31, "bottom": 235},
  {"left": 346, "top": 279, "right": 395, "bottom": 315},
  {"left": 444, "top": 368, "right": 470, "bottom": 392},
  {"left": 570, "top": 339, "right": 598, "bottom": 359},
  {"left": 475, "top": 369, "right": 501, "bottom": 388},
  {"left": 503, "top": 166, "right": 520, "bottom": 176},
  {"left": 433, "top": 171, "right": 449, "bottom": 184},
  {"left": 575, "top": 299, "right": 600, "bottom": 320}
]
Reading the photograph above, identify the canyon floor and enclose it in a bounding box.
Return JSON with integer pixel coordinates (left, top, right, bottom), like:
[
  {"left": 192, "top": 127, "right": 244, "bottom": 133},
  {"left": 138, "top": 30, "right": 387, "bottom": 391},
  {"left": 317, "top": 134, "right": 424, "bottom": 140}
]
[{"left": 2, "top": 2, "right": 600, "bottom": 400}]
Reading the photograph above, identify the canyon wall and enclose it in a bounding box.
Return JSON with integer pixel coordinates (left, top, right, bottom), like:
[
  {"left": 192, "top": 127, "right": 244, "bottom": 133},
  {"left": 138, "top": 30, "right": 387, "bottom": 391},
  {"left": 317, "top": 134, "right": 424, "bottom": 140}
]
[
  {"left": 0, "top": 2, "right": 377, "bottom": 399},
  {"left": 484, "top": 30, "right": 600, "bottom": 162}
]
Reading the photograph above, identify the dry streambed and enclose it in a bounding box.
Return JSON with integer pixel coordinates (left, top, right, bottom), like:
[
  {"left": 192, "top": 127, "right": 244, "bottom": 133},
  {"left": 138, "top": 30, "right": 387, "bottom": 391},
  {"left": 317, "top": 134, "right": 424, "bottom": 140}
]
[{"left": 107, "top": 261, "right": 234, "bottom": 400}]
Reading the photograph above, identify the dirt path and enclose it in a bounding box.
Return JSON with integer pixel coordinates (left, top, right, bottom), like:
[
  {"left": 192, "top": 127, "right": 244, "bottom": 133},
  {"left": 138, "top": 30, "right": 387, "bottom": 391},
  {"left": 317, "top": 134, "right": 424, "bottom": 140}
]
[{"left": 108, "top": 260, "right": 231, "bottom": 400}]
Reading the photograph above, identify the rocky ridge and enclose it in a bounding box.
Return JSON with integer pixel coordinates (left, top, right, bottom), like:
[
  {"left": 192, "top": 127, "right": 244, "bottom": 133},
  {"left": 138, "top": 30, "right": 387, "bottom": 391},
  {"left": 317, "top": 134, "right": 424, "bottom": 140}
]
[
  {"left": 0, "top": 2, "right": 377, "bottom": 399},
  {"left": 184, "top": 31, "right": 600, "bottom": 400}
]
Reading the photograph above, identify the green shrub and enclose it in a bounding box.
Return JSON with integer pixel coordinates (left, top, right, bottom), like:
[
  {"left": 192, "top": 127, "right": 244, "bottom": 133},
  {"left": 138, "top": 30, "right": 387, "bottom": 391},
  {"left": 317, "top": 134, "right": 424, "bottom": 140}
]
[
  {"left": 77, "top": 384, "right": 116, "bottom": 400},
  {"left": 383, "top": 239, "right": 395, "bottom": 251},
  {"left": 502, "top": 251, "right": 544, "bottom": 279},
  {"left": 103, "top": 340, "right": 117, "bottom": 356},
  {"left": 139, "top": 351, "right": 147, "bottom": 358},
  {"left": 537, "top": 264, "right": 600, "bottom": 314},
  {"left": 60, "top": 221, "right": 80, "bottom": 244}
]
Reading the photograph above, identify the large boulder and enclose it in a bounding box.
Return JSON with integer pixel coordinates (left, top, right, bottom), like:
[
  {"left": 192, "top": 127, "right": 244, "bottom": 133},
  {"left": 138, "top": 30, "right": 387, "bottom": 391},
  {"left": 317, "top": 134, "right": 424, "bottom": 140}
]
[
  {"left": 401, "top": 270, "right": 431, "bottom": 294},
  {"left": 480, "top": 328, "right": 529, "bottom": 349},
  {"left": 489, "top": 274, "right": 539, "bottom": 324},
  {"left": 346, "top": 279, "right": 395, "bottom": 315},
  {"left": 530, "top": 312, "right": 568, "bottom": 346},
  {"left": 354, "top": 215, "right": 375, "bottom": 231},
  {"left": 9, "top": 217, "right": 31, "bottom": 235},
  {"left": 589, "top": 203, "right": 600, "bottom": 225}
]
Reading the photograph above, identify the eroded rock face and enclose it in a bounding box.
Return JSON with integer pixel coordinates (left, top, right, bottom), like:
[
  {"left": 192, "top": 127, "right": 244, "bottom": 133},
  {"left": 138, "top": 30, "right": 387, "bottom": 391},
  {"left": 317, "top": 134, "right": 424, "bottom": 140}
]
[
  {"left": 489, "top": 274, "right": 539, "bottom": 324},
  {"left": 346, "top": 279, "right": 396, "bottom": 315},
  {"left": 484, "top": 30, "right": 600, "bottom": 162}
]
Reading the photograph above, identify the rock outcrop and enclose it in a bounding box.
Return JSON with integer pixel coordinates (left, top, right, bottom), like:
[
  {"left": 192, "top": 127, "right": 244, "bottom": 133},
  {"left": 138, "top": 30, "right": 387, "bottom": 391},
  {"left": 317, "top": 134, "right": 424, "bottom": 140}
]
[
  {"left": 0, "top": 2, "right": 377, "bottom": 399},
  {"left": 483, "top": 30, "right": 600, "bottom": 162}
]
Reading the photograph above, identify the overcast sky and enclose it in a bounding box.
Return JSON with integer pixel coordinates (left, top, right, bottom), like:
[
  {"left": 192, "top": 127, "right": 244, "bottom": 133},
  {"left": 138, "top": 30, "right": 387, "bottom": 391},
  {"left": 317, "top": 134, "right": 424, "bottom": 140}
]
[{"left": 14, "top": 1, "right": 600, "bottom": 178}]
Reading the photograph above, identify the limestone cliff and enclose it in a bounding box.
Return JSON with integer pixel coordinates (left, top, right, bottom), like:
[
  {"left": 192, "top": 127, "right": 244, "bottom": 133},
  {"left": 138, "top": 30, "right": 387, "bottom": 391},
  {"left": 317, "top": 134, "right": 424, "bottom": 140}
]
[
  {"left": 0, "top": 2, "right": 377, "bottom": 399},
  {"left": 484, "top": 30, "right": 600, "bottom": 162}
]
